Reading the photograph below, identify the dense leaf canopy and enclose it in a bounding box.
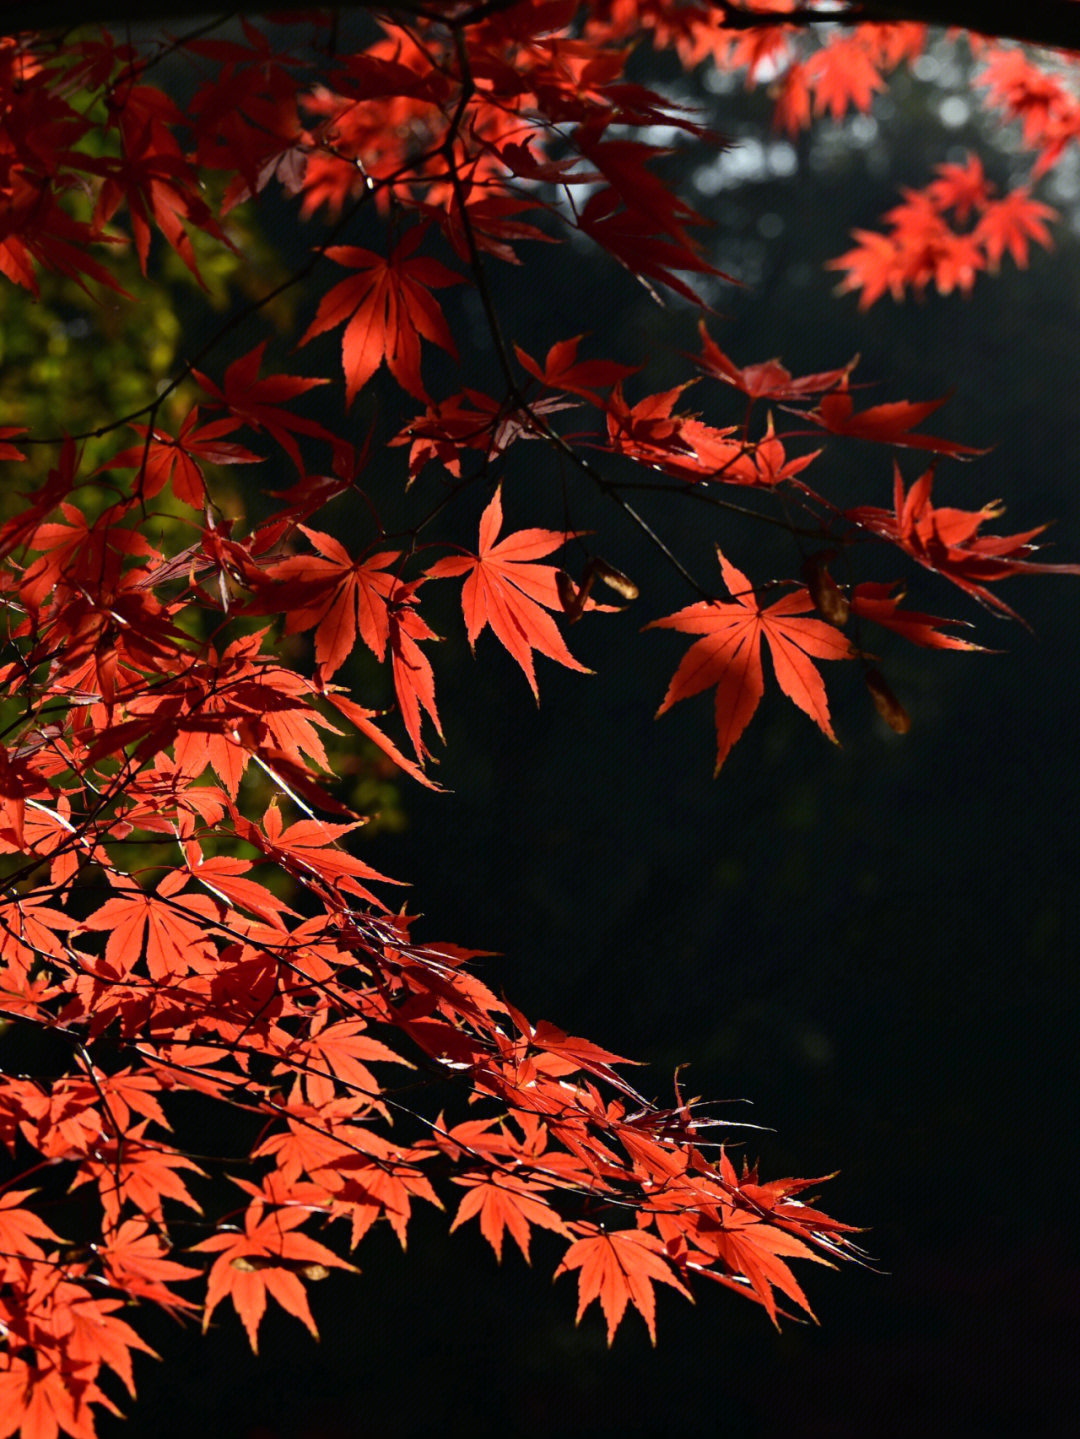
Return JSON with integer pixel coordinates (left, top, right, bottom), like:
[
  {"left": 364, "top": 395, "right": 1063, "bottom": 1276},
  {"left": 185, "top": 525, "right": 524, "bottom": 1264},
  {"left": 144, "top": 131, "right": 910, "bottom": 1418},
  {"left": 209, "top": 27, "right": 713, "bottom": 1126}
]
[{"left": 2, "top": 4, "right": 1079, "bottom": 1435}]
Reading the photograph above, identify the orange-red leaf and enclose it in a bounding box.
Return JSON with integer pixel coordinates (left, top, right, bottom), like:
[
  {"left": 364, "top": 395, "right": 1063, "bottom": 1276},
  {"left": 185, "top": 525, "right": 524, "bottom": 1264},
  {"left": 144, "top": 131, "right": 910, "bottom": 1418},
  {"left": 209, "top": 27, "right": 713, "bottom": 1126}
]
[
  {"left": 450, "top": 1172, "right": 570, "bottom": 1263},
  {"left": 647, "top": 550, "right": 853, "bottom": 773},
  {"left": 801, "top": 385, "right": 987, "bottom": 457},
  {"left": 195, "top": 1196, "right": 353, "bottom": 1353},
  {"left": 264, "top": 527, "right": 401, "bottom": 677},
  {"left": 693, "top": 322, "right": 855, "bottom": 401},
  {"left": 847, "top": 461, "right": 1080, "bottom": 618},
  {"left": 298, "top": 230, "right": 462, "bottom": 405},
  {"left": 425, "top": 485, "right": 590, "bottom": 698},
  {"left": 555, "top": 1227, "right": 692, "bottom": 1344}
]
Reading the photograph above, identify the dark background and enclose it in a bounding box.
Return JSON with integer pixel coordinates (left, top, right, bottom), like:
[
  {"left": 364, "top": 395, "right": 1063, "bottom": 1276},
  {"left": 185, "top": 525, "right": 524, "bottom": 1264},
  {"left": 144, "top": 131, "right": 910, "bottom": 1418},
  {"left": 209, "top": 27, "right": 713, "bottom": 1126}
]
[{"left": 91, "top": 23, "right": 1080, "bottom": 1439}]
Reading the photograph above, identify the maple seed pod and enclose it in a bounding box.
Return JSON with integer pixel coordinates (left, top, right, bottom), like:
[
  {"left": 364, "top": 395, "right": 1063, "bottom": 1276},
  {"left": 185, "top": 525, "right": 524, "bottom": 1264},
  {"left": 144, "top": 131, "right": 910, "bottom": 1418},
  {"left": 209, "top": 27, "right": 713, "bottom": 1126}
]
[
  {"left": 801, "top": 554, "right": 850, "bottom": 626},
  {"left": 231, "top": 1256, "right": 331, "bottom": 1280},
  {"left": 865, "top": 666, "right": 911, "bottom": 734},
  {"left": 556, "top": 569, "right": 583, "bottom": 621},
  {"left": 592, "top": 558, "right": 639, "bottom": 601}
]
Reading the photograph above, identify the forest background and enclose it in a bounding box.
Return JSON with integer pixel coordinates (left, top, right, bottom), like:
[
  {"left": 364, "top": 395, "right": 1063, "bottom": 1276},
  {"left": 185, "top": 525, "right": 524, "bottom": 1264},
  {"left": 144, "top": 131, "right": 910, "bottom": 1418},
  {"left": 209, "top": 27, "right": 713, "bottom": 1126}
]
[{"left": 3, "top": 7, "right": 1079, "bottom": 1436}]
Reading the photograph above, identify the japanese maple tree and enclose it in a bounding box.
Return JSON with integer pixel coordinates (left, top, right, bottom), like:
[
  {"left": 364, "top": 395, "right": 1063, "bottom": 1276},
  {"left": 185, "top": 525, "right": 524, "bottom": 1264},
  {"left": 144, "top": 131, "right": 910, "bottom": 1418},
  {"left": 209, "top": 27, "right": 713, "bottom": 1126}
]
[{"left": 2, "top": 3, "right": 1080, "bottom": 1435}]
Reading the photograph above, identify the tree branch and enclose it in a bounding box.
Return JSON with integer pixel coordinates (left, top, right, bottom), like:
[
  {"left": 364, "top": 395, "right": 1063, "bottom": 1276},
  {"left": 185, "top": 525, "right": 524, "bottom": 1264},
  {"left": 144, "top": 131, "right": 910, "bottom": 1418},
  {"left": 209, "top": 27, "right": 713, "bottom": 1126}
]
[
  {"left": 2, "top": 1, "right": 1080, "bottom": 53},
  {"left": 717, "top": 1, "right": 1080, "bottom": 53}
]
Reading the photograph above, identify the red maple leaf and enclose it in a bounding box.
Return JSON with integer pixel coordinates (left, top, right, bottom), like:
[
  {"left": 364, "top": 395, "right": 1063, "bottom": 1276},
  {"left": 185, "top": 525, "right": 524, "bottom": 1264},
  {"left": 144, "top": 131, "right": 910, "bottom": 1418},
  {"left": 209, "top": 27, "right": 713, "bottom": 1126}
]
[
  {"left": 71, "top": 1123, "right": 205, "bottom": 1226},
  {"left": 849, "top": 581, "right": 986, "bottom": 650},
  {"left": 602, "top": 382, "right": 755, "bottom": 482},
  {"left": 0, "top": 164, "right": 130, "bottom": 300},
  {"left": 0, "top": 438, "right": 80, "bottom": 564},
  {"left": 976, "top": 45, "right": 1080, "bottom": 174},
  {"left": 319, "top": 1144, "right": 441, "bottom": 1251},
  {"left": 647, "top": 549, "right": 854, "bottom": 773},
  {"left": 252, "top": 799, "right": 401, "bottom": 910},
  {"left": 515, "top": 333, "right": 639, "bottom": 401},
  {"left": 554, "top": 1225, "right": 691, "bottom": 1345},
  {"left": 847, "top": 460, "right": 1080, "bottom": 617},
  {"left": 189, "top": 854, "right": 296, "bottom": 931},
  {"left": 298, "top": 228, "right": 462, "bottom": 404},
  {"left": 799, "top": 383, "right": 987, "bottom": 456},
  {"left": 387, "top": 582, "right": 442, "bottom": 764},
  {"left": 85, "top": 120, "right": 230, "bottom": 283},
  {"left": 97, "top": 1220, "right": 201, "bottom": 1316},
  {"left": 82, "top": 872, "right": 219, "bottom": 982},
  {"left": 926, "top": 153, "right": 993, "bottom": 223},
  {"left": 261, "top": 526, "right": 401, "bottom": 678},
  {"left": 0, "top": 1191, "right": 64, "bottom": 1278},
  {"left": 693, "top": 322, "right": 856, "bottom": 401},
  {"left": 107, "top": 408, "right": 263, "bottom": 508},
  {"left": 806, "top": 32, "right": 886, "bottom": 120},
  {"left": 426, "top": 484, "right": 591, "bottom": 698},
  {"left": 749, "top": 414, "right": 822, "bottom": 491},
  {"left": 826, "top": 225, "right": 907, "bottom": 309},
  {"left": 45, "top": 1281, "right": 159, "bottom": 1398},
  {"left": 974, "top": 187, "right": 1057, "bottom": 270},
  {"left": 192, "top": 341, "right": 344, "bottom": 474},
  {"left": 687, "top": 1151, "right": 837, "bottom": 1327},
  {"left": 421, "top": 185, "right": 553, "bottom": 266},
  {"left": 828, "top": 184, "right": 990, "bottom": 306},
  {"left": 576, "top": 186, "right": 724, "bottom": 305},
  {"left": 0, "top": 892, "right": 73, "bottom": 988},
  {"left": 449, "top": 1172, "right": 570, "bottom": 1263},
  {"left": 390, "top": 388, "right": 574, "bottom": 482},
  {"left": 0, "top": 1346, "right": 107, "bottom": 1439},
  {"left": 271, "top": 1012, "right": 409, "bottom": 1108},
  {"left": 320, "top": 690, "right": 444, "bottom": 791},
  {"left": 194, "top": 1186, "right": 353, "bottom": 1353}
]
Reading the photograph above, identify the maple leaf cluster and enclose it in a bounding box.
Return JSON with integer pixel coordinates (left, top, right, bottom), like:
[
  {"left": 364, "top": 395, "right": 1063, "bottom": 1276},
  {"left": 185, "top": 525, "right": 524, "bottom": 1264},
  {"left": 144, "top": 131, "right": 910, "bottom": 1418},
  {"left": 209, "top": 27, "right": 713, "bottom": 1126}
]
[
  {"left": 616, "top": 7, "right": 1074, "bottom": 305},
  {"left": 0, "top": 5, "right": 1078, "bottom": 1437},
  {"left": 829, "top": 154, "right": 1059, "bottom": 307}
]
